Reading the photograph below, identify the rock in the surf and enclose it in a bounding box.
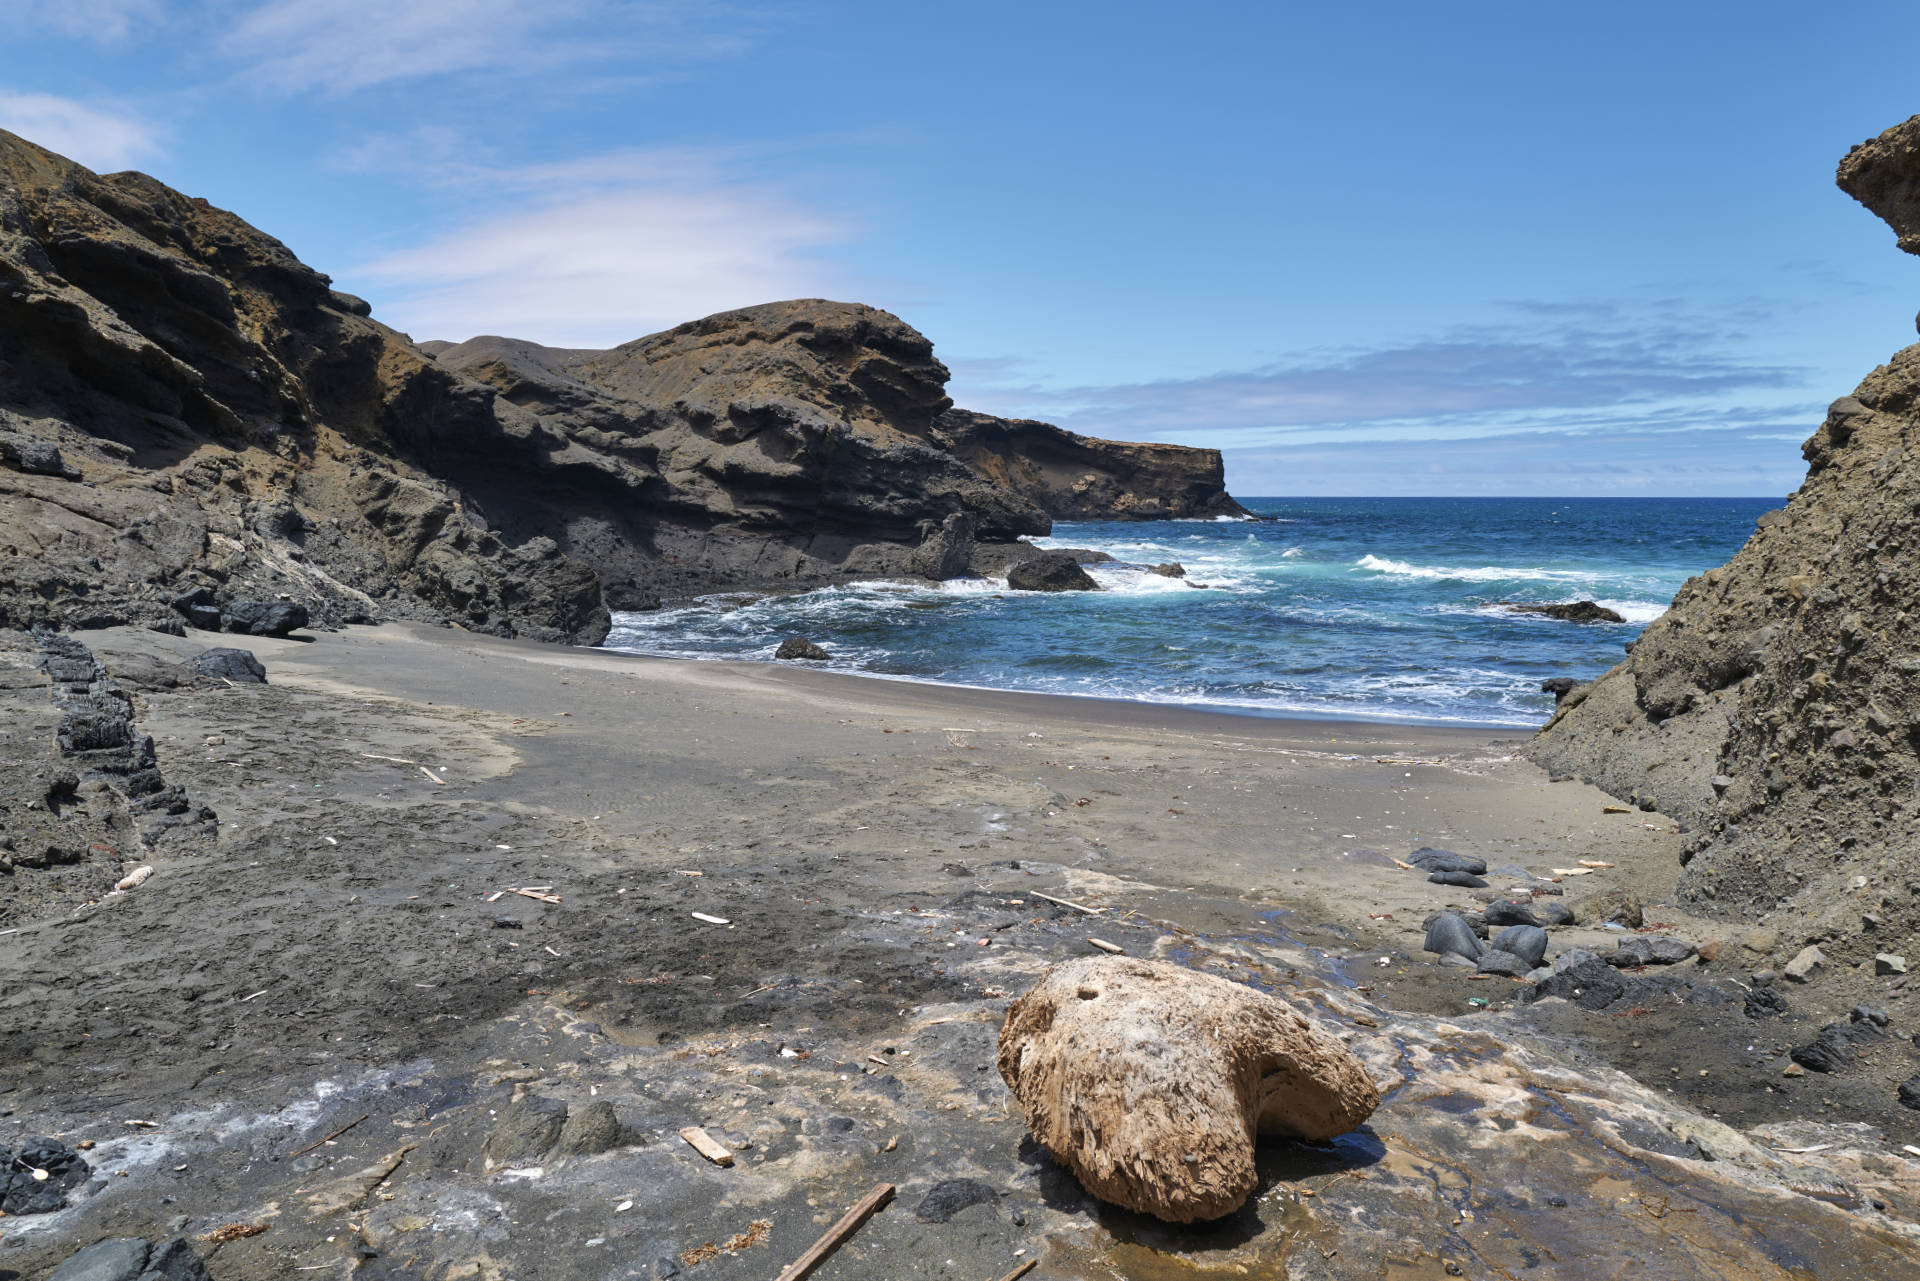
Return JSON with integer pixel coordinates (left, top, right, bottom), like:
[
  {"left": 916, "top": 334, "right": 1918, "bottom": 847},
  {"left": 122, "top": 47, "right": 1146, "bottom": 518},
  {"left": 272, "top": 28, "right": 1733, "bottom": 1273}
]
[
  {"left": 997, "top": 956, "right": 1380, "bottom": 1222},
  {"left": 1499, "top": 601, "right": 1627, "bottom": 624},
  {"left": 774, "top": 637, "right": 831, "bottom": 661},
  {"left": 1006, "top": 552, "right": 1101, "bottom": 592}
]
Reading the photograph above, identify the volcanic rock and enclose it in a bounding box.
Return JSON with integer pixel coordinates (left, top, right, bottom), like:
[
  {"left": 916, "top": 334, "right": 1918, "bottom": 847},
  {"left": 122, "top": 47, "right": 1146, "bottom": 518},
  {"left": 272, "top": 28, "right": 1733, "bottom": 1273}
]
[
  {"left": 1006, "top": 552, "right": 1101, "bottom": 592},
  {"left": 1476, "top": 949, "right": 1533, "bottom": 977},
  {"left": 186, "top": 648, "right": 267, "bottom": 683},
  {"left": 1483, "top": 900, "right": 1543, "bottom": 928},
  {"left": 1790, "top": 1024, "right": 1856, "bottom": 1074},
  {"left": 996, "top": 956, "right": 1380, "bottom": 1222},
  {"left": 1423, "top": 912, "right": 1484, "bottom": 961},
  {"left": 217, "top": 599, "right": 308, "bottom": 636},
  {"left": 1607, "top": 936, "right": 1697, "bottom": 967},
  {"left": 1528, "top": 115, "right": 1920, "bottom": 961},
  {"left": 931, "top": 408, "right": 1250, "bottom": 521},
  {"left": 1501, "top": 601, "right": 1626, "bottom": 624},
  {"left": 1150, "top": 562, "right": 1186, "bottom": 577},
  {"left": 1493, "top": 924, "right": 1550, "bottom": 968},
  {"left": 774, "top": 637, "right": 830, "bottom": 661},
  {"left": 1407, "top": 847, "right": 1486, "bottom": 875}
]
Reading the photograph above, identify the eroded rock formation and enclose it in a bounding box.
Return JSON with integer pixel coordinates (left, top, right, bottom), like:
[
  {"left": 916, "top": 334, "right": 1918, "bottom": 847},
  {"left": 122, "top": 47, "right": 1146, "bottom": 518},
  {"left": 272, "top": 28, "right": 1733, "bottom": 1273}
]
[
  {"left": 932, "top": 407, "right": 1251, "bottom": 521},
  {"left": 1, "top": 129, "right": 1247, "bottom": 640},
  {"left": 1529, "top": 113, "right": 1920, "bottom": 968}
]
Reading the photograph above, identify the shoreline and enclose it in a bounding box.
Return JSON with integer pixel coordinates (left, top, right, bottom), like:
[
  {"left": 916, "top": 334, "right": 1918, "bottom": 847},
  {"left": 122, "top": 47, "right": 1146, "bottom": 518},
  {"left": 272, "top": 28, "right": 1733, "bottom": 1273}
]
[{"left": 5, "top": 621, "right": 1917, "bottom": 1279}]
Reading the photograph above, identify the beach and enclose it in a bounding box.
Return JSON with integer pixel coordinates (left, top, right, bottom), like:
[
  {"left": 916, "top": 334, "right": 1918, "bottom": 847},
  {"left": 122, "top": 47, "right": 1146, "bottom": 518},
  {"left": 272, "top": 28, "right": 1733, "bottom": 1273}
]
[{"left": 7, "top": 624, "right": 1918, "bottom": 1279}]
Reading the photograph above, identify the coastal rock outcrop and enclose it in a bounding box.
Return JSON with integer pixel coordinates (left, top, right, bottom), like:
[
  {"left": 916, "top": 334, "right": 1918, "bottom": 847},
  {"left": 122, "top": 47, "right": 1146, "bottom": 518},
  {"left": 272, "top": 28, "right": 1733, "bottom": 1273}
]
[
  {"left": 0, "top": 129, "right": 1238, "bottom": 641},
  {"left": 932, "top": 407, "right": 1251, "bottom": 521},
  {"left": 997, "top": 956, "right": 1380, "bottom": 1222},
  {"left": 1528, "top": 113, "right": 1920, "bottom": 968}
]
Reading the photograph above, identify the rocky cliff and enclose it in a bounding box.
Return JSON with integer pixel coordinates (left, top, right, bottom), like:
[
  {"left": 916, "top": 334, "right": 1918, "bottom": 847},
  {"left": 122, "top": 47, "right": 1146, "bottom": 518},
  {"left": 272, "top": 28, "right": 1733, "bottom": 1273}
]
[
  {"left": 1528, "top": 114, "right": 1920, "bottom": 967},
  {"left": 0, "top": 130, "right": 1250, "bottom": 639},
  {"left": 932, "top": 408, "right": 1251, "bottom": 521}
]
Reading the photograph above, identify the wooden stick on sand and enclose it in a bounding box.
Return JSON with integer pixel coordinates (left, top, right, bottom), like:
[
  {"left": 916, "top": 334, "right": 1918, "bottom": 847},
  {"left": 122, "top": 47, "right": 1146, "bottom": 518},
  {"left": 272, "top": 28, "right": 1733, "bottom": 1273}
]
[
  {"left": 772, "top": 1182, "right": 895, "bottom": 1281},
  {"left": 1032, "top": 890, "right": 1103, "bottom": 915}
]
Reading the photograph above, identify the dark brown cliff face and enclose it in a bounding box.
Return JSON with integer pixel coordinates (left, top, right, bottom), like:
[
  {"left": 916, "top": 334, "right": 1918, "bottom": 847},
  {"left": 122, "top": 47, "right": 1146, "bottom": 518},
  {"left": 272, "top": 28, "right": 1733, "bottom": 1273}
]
[
  {"left": 0, "top": 129, "right": 610, "bottom": 642},
  {"left": 932, "top": 408, "right": 1252, "bottom": 521},
  {"left": 427, "top": 303, "right": 1050, "bottom": 607},
  {"left": 1528, "top": 114, "right": 1920, "bottom": 970}
]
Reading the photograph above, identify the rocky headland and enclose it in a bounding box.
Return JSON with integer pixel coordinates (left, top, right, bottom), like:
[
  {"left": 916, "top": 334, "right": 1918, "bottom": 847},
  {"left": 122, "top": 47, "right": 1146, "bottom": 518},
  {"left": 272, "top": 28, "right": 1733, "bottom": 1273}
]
[
  {"left": 1531, "top": 115, "right": 1920, "bottom": 986},
  {"left": 0, "top": 128, "right": 1245, "bottom": 648}
]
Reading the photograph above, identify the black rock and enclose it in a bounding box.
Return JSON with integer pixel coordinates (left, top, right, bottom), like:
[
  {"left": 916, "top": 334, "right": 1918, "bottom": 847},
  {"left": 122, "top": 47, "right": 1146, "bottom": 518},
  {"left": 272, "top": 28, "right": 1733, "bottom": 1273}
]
[
  {"left": 1501, "top": 600, "right": 1627, "bottom": 624},
  {"left": 1899, "top": 1077, "right": 1920, "bottom": 1111},
  {"left": 47, "top": 1237, "right": 152, "bottom": 1281},
  {"left": 1522, "top": 956, "right": 1627, "bottom": 1011},
  {"left": 1850, "top": 1005, "right": 1891, "bottom": 1030},
  {"left": 142, "top": 1238, "right": 214, "bottom": 1281},
  {"left": 1477, "top": 949, "right": 1533, "bottom": 977},
  {"left": 1429, "top": 869, "right": 1489, "bottom": 888},
  {"left": 1149, "top": 562, "right": 1186, "bottom": 578},
  {"left": 915, "top": 1177, "right": 998, "bottom": 1223},
  {"left": 1407, "top": 847, "right": 1487, "bottom": 876},
  {"left": 774, "top": 636, "right": 830, "bottom": 661},
  {"left": 186, "top": 647, "right": 268, "bottom": 684},
  {"left": 484, "top": 1096, "right": 568, "bottom": 1165},
  {"left": 1423, "top": 912, "right": 1484, "bottom": 961},
  {"left": 1790, "top": 1024, "right": 1855, "bottom": 1074},
  {"left": 1744, "top": 985, "right": 1789, "bottom": 1018},
  {"left": 169, "top": 587, "right": 223, "bottom": 632},
  {"left": 0, "top": 1136, "right": 92, "bottom": 1214},
  {"left": 1607, "top": 936, "right": 1697, "bottom": 968},
  {"left": 221, "top": 599, "right": 309, "bottom": 636},
  {"left": 1006, "top": 552, "right": 1101, "bottom": 592},
  {"left": 553, "top": 1101, "right": 630, "bottom": 1157},
  {"left": 1484, "top": 901, "right": 1543, "bottom": 928},
  {"left": 491, "top": 916, "right": 523, "bottom": 929},
  {"left": 1493, "top": 924, "right": 1550, "bottom": 968}
]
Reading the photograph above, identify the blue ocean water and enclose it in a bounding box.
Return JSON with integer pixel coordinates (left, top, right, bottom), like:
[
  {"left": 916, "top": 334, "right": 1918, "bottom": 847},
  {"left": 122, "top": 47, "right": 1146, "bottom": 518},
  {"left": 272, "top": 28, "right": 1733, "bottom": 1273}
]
[{"left": 603, "top": 497, "right": 1775, "bottom": 727}]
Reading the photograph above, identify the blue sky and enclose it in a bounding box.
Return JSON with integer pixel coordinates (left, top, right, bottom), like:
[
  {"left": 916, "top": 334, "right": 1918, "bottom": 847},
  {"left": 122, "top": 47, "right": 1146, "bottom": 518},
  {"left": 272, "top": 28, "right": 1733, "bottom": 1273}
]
[{"left": 3, "top": 2, "right": 1917, "bottom": 496}]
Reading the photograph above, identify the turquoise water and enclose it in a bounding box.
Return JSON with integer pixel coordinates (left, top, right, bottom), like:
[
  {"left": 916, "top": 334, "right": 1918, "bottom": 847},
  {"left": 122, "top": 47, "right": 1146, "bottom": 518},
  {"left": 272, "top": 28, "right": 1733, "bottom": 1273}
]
[{"left": 603, "top": 497, "right": 1775, "bottom": 727}]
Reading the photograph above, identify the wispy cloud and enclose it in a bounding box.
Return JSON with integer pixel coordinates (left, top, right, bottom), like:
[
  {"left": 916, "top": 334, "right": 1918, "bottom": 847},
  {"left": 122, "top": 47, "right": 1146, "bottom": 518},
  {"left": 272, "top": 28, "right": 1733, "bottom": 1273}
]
[
  {"left": 0, "top": 92, "right": 163, "bottom": 170},
  {"left": 218, "top": 0, "right": 746, "bottom": 94},
  {"left": 345, "top": 147, "right": 852, "bottom": 346},
  {"left": 4, "top": 0, "right": 163, "bottom": 43}
]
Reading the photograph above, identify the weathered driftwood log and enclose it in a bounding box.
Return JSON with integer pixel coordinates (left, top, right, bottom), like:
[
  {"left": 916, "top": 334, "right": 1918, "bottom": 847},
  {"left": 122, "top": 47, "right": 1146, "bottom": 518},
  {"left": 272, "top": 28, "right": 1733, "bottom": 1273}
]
[{"left": 997, "top": 956, "right": 1380, "bottom": 1222}]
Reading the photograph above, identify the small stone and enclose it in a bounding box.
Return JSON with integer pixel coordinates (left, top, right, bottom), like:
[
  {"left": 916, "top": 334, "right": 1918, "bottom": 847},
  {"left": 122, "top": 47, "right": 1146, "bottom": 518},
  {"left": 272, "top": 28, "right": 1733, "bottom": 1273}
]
[
  {"left": 914, "top": 1178, "right": 998, "bottom": 1223},
  {"left": 1783, "top": 1063, "right": 1805, "bottom": 1078},
  {"left": 1876, "top": 953, "right": 1908, "bottom": 976},
  {"left": 1476, "top": 949, "right": 1532, "bottom": 978},
  {"left": 1742, "top": 928, "right": 1778, "bottom": 955},
  {"left": 1899, "top": 1077, "right": 1920, "bottom": 1111},
  {"left": 1850, "top": 1005, "right": 1891, "bottom": 1029},
  {"left": 1783, "top": 946, "right": 1828, "bottom": 983},
  {"left": 1744, "top": 985, "right": 1789, "bottom": 1019},
  {"left": 1696, "top": 940, "right": 1721, "bottom": 963},
  {"left": 1581, "top": 889, "right": 1643, "bottom": 929}
]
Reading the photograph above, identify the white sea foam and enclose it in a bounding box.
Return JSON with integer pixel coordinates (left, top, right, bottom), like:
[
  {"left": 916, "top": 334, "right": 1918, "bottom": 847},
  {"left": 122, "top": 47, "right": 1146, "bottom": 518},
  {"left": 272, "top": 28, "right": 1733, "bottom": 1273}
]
[
  {"left": 1354, "top": 554, "right": 1599, "bottom": 584},
  {"left": 1281, "top": 546, "right": 1305, "bottom": 559}
]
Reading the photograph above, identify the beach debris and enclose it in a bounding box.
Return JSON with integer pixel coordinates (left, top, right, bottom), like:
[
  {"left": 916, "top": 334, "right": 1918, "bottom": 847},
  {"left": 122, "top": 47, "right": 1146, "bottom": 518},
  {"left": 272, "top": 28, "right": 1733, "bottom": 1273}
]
[
  {"left": 1602, "top": 805, "right": 1632, "bottom": 814},
  {"left": 201, "top": 1222, "right": 271, "bottom": 1244},
  {"left": 772, "top": 1182, "right": 895, "bottom": 1281},
  {"left": 691, "top": 912, "right": 730, "bottom": 926},
  {"left": 1551, "top": 867, "right": 1595, "bottom": 877},
  {"left": 287, "top": 1113, "right": 369, "bottom": 1157},
  {"left": 774, "top": 636, "right": 830, "bottom": 661},
  {"left": 998, "top": 956, "right": 1379, "bottom": 1222},
  {"left": 360, "top": 752, "right": 417, "bottom": 765},
  {"left": 1783, "top": 946, "right": 1828, "bottom": 983},
  {"left": 1086, "top": 937, "right": 1125, "bottom": 955},
  {"left": 303, "top": 1143, "right": 416, "bottom": 1217},
  {"left": 994, "top": 1262, "right": 1039, "bottom": 1281},
  {"left": 112, "top": 865, "right": 152, "bottom": 891},
  {"left": 1578, "top": 859, "right": 1615, "bottom": 868},
  {"left": 1032, "top": 890, "right": 1103, "bottom": 915},
  {"left": 679, "top": 1126, "right": 734, "bottom": 1166},
  {"left": 500, "top": 887, "right": 560, "bottom": 904},
  {"left": 1423, "top": 912, "right": 1484, "bottom": 962},
  {"left": 419, "top": 766, "right": 446, "bottom": 786}
]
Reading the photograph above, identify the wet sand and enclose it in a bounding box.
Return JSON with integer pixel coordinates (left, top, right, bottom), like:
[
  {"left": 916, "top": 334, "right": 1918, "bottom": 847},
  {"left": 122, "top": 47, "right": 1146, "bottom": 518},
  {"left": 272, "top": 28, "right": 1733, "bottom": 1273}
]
[{"left": 3, "top": 624, "right": 1917, "bottom": 1279}]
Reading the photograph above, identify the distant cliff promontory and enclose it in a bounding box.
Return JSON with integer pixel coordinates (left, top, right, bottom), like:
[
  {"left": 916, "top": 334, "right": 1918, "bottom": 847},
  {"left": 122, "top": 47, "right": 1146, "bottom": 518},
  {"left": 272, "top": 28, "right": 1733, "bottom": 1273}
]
[{"left": 0, "top": 130, "right": 1246, "bottom": 641}]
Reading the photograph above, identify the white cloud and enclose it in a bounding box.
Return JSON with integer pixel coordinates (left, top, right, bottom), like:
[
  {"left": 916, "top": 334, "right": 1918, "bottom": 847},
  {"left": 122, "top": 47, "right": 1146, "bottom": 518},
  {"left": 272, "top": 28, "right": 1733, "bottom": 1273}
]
[
  {"left": 347, "top": 150, "right": 853, "bottom": 346},
  {"left": 5, "top": 0, "right": 163, "bottom": 43},
  {"left": 0, "top": 92, "right": 163, "bottom": 170},
  {"left": 218, "top": 0, "right": 738, "bottom": 94}
]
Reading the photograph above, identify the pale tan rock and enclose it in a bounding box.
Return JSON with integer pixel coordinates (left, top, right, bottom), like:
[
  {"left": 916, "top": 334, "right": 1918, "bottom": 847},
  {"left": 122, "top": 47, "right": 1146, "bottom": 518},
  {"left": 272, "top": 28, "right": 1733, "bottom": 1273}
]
[{"left": 996, "top": 956, "right": 1380, "bottom": 1222}]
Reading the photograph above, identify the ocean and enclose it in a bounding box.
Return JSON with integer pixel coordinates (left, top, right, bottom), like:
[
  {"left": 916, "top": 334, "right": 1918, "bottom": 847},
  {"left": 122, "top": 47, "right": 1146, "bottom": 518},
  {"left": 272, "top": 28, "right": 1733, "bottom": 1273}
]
[{"left": 602, "top": 497, "right": 1776, "bottom": 728}]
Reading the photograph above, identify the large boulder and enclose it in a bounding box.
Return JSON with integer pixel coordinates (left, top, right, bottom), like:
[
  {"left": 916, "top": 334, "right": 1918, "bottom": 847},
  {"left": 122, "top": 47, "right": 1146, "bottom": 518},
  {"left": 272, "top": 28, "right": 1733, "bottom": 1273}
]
[
  {"left": 1006, "top": 552, "right": 1101, "bottom": 592},
  {"left": 186, "top": 648, "right": 267, "bottom": 684},
  {"left": 997, "top": 956, "right": 1380, "bottom": 1222},
  {"left": 218, "top": 599, "right": 309, "bottom": 637}
]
